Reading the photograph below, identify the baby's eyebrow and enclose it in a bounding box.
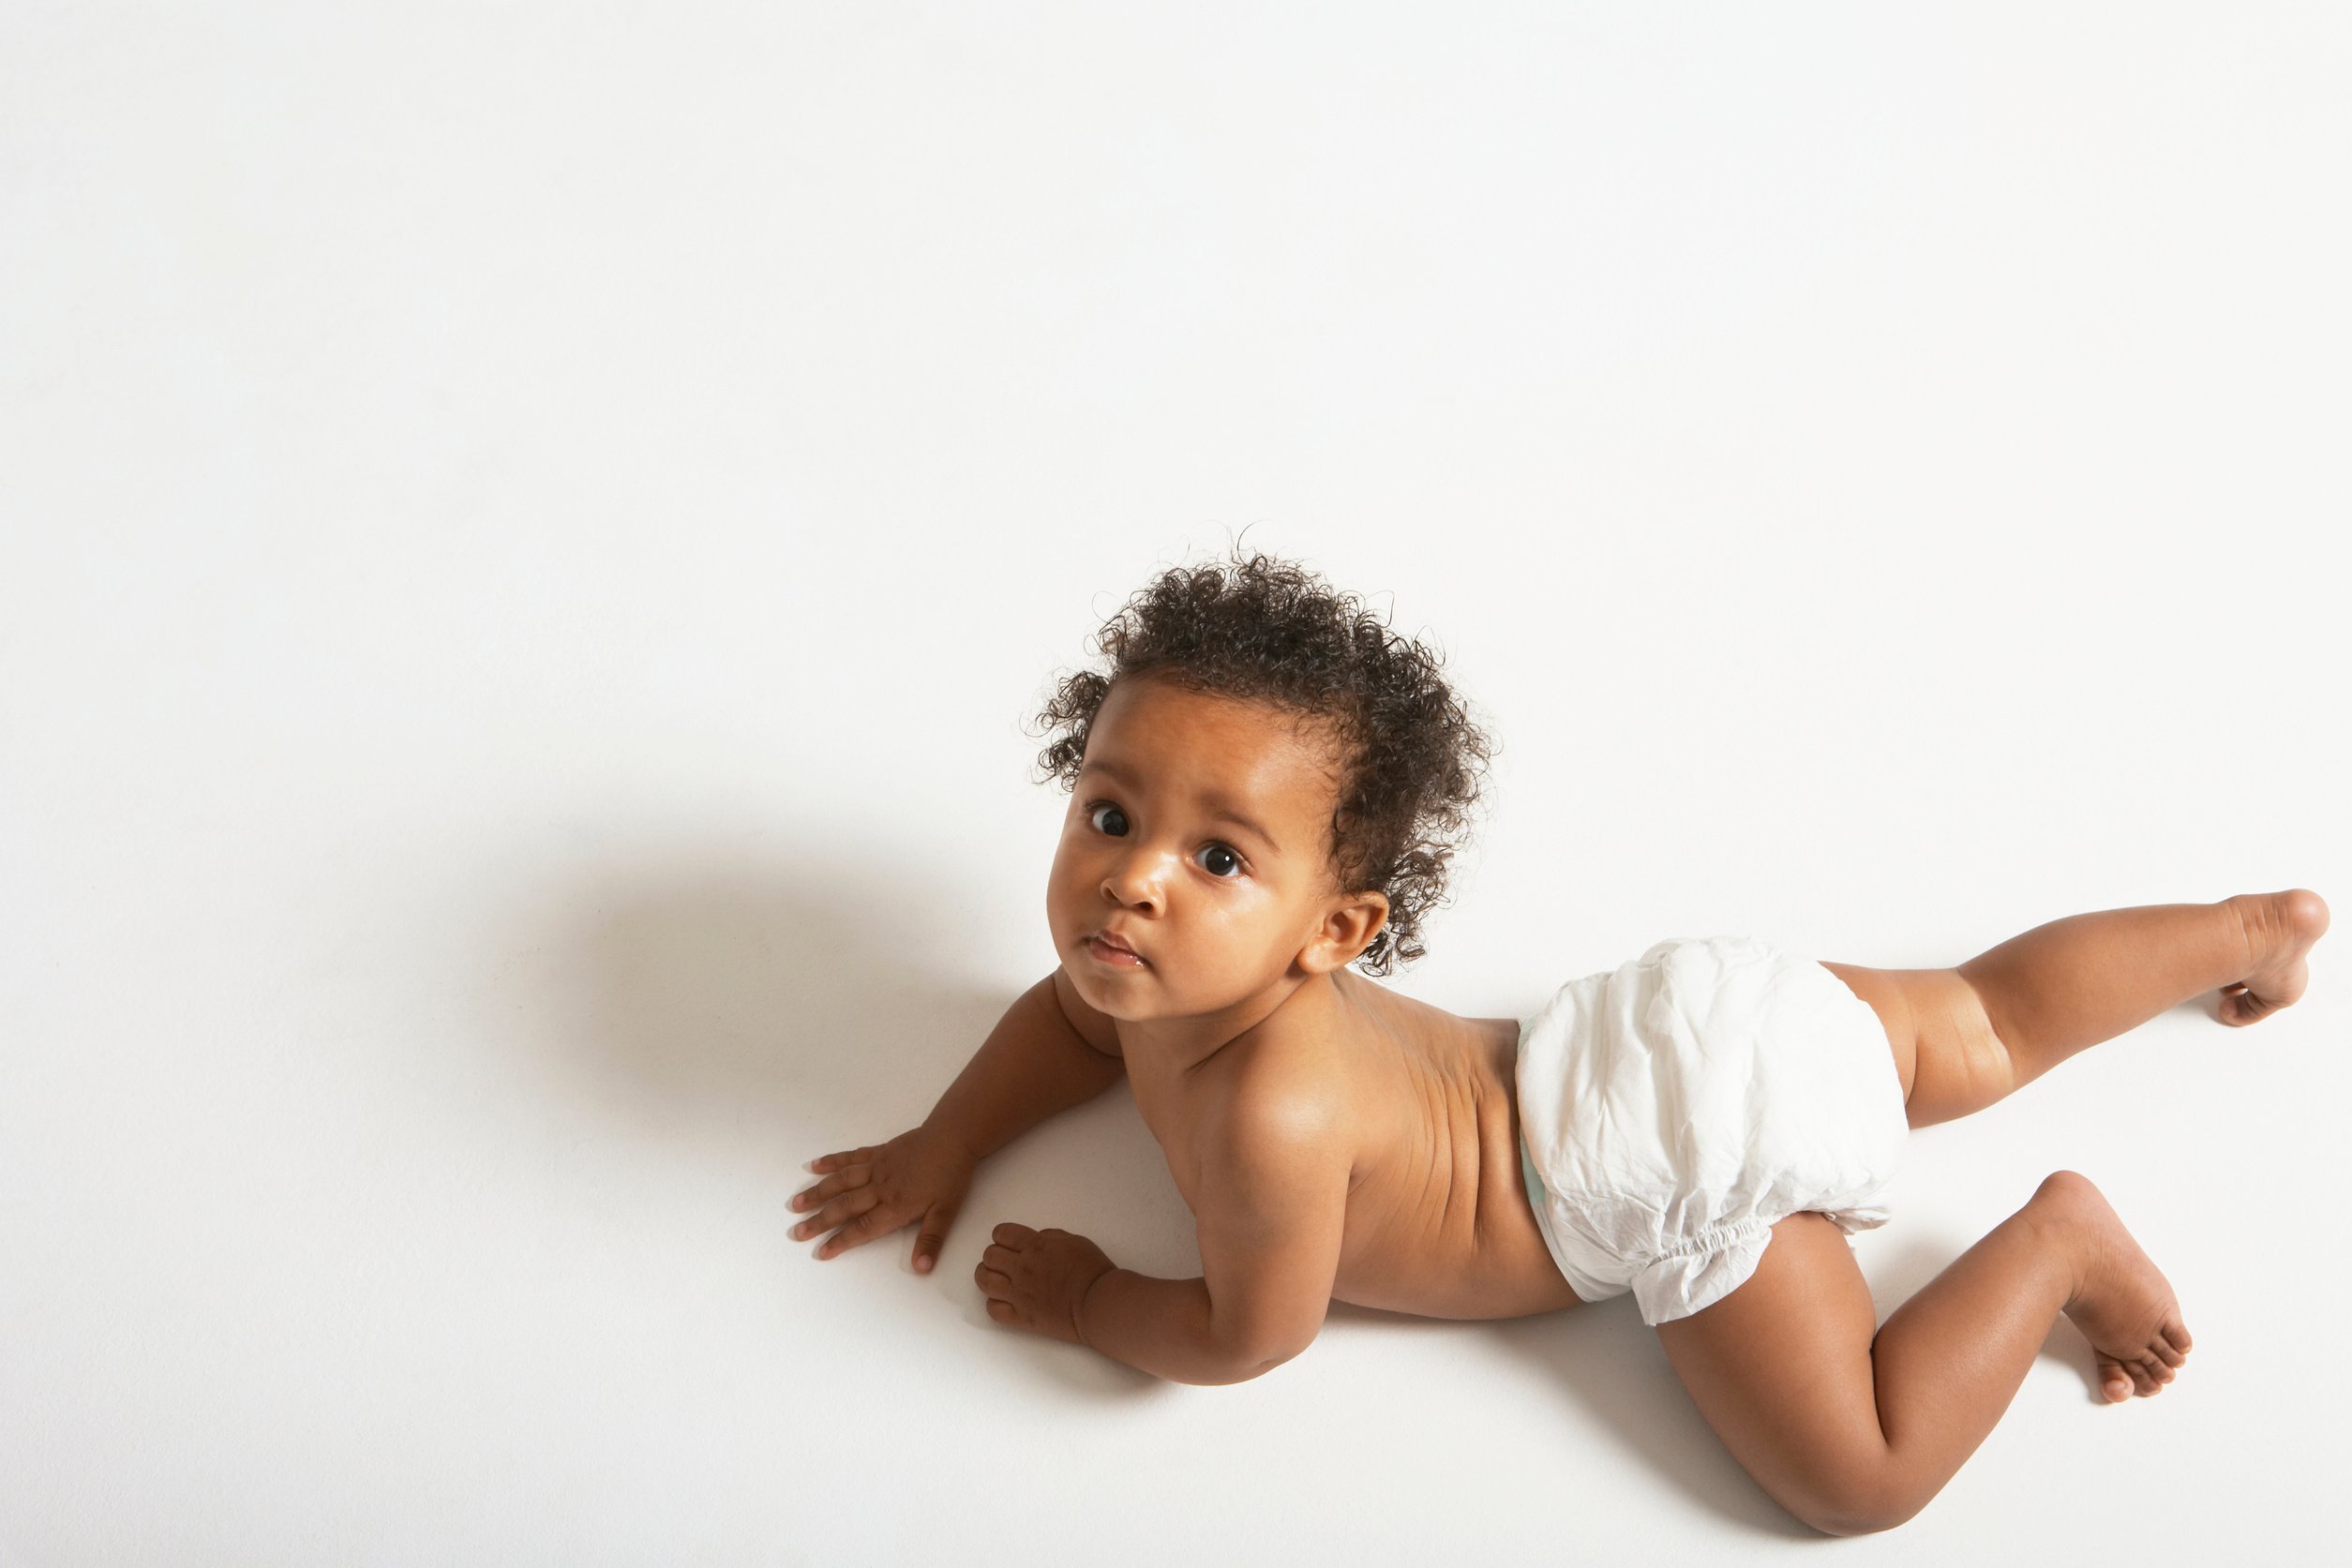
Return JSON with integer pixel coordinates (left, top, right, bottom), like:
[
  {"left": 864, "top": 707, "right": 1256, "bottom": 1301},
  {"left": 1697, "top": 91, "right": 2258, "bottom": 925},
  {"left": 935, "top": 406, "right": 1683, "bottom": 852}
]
[{"left": 1079, "top": 757, "right": 1281, "bottom": 854}]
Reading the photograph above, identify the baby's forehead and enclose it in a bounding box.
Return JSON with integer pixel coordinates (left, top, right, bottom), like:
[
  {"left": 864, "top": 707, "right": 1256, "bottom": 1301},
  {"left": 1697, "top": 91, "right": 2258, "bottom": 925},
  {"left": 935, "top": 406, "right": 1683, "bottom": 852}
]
[
  {"left": 1091, "top": 700, "right": 1336, "bottom": 766},
  {"left": 1093, "top": 689, "right": 1339, "bottom": 779}
]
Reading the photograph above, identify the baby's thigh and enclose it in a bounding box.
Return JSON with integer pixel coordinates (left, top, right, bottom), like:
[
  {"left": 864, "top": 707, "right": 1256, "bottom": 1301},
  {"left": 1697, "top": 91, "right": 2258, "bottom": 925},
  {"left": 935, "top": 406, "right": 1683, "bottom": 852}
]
[
  {"left": 1653, "top": 1212, "right": 1886, "bottom": 1530},
  {"left": 1819, "top": 961, "right": 2019, "bottom": 1129}
]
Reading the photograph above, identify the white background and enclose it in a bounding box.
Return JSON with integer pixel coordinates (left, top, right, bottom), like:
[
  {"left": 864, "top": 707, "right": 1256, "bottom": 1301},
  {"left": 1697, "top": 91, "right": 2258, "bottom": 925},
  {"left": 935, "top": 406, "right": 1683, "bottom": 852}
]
[{"left": 5, "top": 3, "right": 2346, "bottom": 1563}]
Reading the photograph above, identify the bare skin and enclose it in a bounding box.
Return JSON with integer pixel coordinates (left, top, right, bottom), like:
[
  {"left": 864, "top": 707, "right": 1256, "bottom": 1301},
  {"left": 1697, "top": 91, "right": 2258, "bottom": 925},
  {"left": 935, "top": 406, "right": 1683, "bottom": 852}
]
[
  {"left": 1128, "top": 971, "right": 1582, "bottom": 1321},
  {"left": 1116, "top": 890, "right": 2327, "bottom": 1336},
  {"left": 793, "top": 679, "right": 2331, "bottom": 1529},
  {"left": 1111, "top": 886, "right": 2326, "bottom": 1532}
]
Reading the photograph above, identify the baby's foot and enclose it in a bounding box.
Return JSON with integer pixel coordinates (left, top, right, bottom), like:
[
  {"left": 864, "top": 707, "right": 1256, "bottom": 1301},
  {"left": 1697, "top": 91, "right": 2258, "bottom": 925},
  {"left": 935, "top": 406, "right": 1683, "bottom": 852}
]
[
  {"left": 2219, "top": 889, "right": 2330, "bottom": 1026},
  {"left": 2036, "top": 1171, "right": 2192, "bottom": 1403}
]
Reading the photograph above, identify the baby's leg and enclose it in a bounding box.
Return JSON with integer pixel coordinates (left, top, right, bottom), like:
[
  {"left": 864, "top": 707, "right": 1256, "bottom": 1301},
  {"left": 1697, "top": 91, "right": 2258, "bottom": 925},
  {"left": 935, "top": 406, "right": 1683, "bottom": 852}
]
[
  {"left": 1654, "top": 1172, "right": 2190, "bottom": 1536},
  {"left": 1825, "top": 888, "right": 2329, "bottom": 1127}
]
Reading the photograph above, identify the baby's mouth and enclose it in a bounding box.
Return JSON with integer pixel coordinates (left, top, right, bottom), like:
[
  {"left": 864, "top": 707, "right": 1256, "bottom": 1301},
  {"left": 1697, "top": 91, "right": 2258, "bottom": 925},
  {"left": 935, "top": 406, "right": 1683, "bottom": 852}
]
[{"left": 1086, "top": 933, "right": 1147, "bottom": 967}]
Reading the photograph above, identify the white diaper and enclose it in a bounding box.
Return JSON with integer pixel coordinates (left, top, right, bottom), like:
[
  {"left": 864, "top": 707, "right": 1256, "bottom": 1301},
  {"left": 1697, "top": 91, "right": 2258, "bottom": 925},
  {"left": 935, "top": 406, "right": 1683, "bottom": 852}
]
[{"left": 1514, "top": 934, "right": 1910, "bottom": 1326}]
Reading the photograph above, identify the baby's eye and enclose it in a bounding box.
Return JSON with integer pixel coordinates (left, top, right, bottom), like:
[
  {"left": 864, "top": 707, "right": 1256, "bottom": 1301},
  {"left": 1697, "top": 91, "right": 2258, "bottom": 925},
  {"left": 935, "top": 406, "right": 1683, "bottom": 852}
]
[
  {"left": 1198, "top": 844, "right": 1244, "bottom": 879},
  {"left": 1084, "top": 802, "right": 1246, "bottom": 880}
]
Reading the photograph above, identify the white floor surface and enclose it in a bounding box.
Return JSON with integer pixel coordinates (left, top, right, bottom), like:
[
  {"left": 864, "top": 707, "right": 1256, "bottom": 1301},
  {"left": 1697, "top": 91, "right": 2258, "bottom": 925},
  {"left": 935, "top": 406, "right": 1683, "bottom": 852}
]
[{"left": 5, "top": 5, "right": 2347, "bottom": 1564}]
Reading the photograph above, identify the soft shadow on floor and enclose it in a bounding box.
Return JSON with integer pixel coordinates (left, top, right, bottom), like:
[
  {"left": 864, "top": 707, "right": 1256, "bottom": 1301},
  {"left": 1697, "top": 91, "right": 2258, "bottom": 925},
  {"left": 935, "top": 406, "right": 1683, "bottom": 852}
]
[
  {"left": 1471, "top": 1299, "right": 1812, "bottom": 1537},
  {"left": 532, "top": 841, "right": 1024, "bottom": 1176},
  {"left": 526, "top": 837, "right": 1217, "bottom": 1398}
]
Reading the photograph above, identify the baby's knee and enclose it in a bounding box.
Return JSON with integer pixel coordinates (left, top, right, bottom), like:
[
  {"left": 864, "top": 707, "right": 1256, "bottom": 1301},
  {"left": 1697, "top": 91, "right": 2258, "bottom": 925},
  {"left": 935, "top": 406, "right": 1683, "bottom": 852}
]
[{"left": 1787, "top": 1467, "right": 1930, "bottom": 1537}]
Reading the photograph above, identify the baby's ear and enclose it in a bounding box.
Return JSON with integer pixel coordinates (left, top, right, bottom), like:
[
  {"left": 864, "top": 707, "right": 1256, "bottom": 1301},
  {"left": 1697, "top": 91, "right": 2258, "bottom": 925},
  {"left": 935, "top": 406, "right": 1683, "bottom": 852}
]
[{"left": 1311, "top": 892, "right": 1387, "bottom": 970}]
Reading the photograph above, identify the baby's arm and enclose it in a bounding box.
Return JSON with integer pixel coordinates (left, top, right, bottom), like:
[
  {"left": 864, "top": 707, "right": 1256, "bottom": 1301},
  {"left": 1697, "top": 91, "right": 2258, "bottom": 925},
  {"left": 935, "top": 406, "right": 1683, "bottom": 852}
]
[
  {"left": 795, "top": 970, "right": 1123, "bottom": 1270},
  {"left": 1079, "top": 1083, "right": 1351, "bottom": 1384},
  {"left": 931, "top": 969, "right": 1128, "bottom": 1162}
]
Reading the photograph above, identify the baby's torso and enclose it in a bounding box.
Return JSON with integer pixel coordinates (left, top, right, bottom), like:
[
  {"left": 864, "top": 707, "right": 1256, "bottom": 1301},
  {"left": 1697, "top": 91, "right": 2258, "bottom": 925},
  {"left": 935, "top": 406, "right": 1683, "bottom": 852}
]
[{"left": 1131, "top": 971, "right": 1584, "bottom": 1321}]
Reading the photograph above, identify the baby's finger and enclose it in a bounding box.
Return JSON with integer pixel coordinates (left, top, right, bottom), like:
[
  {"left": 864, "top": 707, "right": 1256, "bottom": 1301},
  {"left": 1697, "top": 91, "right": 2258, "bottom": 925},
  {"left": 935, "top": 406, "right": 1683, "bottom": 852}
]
[
  {"left": 794, "top": 1187, "right": 884, "bottom": 1247},
  {"left": 808, "top": 1193, "right": 900, "bottom": 1260},
  {"left": 805, "top": 1145, "right": 876, "bottom": 1175},
  {"left": 912, "top": 1198, "right": 962, "bottom": 1274},
  {"left": 789, "top": 1164, "right": 870, "bottom": 1212}
]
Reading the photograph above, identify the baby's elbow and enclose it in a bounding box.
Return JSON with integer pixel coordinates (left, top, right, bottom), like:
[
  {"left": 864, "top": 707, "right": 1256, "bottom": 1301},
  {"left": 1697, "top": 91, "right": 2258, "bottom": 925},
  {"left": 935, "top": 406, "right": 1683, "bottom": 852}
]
[
  {"left": 1210, "top": 1337, "right": 1313, "bottom": 1385},
  {"left": 1207, "top": 1354, "right": 1289, "bottom": 1386}
]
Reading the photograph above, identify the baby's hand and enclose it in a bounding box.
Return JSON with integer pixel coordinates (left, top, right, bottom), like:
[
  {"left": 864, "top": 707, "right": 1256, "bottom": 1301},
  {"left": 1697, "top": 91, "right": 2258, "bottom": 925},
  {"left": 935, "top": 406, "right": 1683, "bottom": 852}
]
[
  {"left": 792, "top": 1127, "right": 976, "bottom": 1272},
  {"left": 975, "top": 1222, "right": 1116, "bottom": 1347}
]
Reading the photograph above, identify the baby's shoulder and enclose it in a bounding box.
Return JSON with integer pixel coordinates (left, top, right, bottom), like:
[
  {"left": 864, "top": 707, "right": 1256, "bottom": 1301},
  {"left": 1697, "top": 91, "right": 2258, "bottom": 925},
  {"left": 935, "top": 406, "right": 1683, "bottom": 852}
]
[{"left": 1195, "top": 992, "right": 1373, "bottom": 1142}]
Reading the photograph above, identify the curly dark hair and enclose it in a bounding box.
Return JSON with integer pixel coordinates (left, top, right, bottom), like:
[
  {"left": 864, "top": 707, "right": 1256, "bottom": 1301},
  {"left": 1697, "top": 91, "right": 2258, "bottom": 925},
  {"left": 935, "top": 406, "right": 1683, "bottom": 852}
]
[{"left": 1026, "top": 542, "right": 1498, "bottom": 978}]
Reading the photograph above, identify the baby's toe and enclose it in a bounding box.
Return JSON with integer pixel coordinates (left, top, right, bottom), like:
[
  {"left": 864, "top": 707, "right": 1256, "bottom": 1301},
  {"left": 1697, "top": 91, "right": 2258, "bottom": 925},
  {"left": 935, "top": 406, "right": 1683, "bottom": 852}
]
[
  {"left": 2098, "top": 1358, "right": 2134, "bottom": 1402},
  {"left": 2164, "top": 1322, "right": 2194, "bottom": 1356}
]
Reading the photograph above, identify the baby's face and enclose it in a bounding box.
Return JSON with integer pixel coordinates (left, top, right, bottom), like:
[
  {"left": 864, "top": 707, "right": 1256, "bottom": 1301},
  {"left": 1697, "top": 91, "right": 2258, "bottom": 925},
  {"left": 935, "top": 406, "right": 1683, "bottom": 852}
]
[{"left": 1048, "top": 676, "right": 1367, "bottom": 1023}]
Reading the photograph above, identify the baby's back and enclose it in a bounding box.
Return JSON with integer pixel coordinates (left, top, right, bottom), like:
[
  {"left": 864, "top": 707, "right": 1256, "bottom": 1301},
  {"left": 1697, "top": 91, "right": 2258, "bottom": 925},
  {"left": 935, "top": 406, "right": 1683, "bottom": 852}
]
[{"left": 1137, "top": 969, "right": 1584, "bottom": 1322}]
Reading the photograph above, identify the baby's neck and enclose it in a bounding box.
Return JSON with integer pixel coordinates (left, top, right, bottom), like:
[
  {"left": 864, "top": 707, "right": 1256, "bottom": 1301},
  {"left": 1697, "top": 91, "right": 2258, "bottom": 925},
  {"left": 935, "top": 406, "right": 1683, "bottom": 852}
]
[{"left": 1118, "top": 965, "right": 1345, "bottom": 1079}]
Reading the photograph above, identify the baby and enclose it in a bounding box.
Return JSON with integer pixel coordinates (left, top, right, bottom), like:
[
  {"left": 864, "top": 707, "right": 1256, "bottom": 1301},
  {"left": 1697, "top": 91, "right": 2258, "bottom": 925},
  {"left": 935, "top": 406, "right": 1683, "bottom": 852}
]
[{"left": 793, "top": 547, "right": 2330, "bottom": 1535}]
